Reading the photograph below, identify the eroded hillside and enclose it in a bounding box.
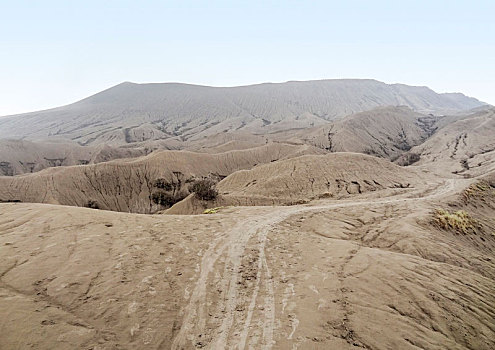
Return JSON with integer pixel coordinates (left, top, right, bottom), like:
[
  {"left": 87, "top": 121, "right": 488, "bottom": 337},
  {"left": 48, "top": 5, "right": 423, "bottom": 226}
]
[
  {"left": 1, "top": 105, "right": 491, "bottom": 177},
  {"left": 270, "top": 106, "right": 437, "bottom": 159},
  {"left": 217, "top": 153, "right": 432, "bottom": 204},
  {"left": 409, "top": 107, "right": 495, "bottom": 176},
  {"left": 1, "top": 169, "right": 493, "bottom": 349},
  {"left": 0, "top": 79, "right": 486, "bottom": 146},
  {"left": 0, "top": 143, "right": 324, "bottom": 213},
  {"left": 0, "top": 139, "right": 150, "bottom": 176},
  {"left": 0, "top": 81, "right": 493, "bottom": 350}
]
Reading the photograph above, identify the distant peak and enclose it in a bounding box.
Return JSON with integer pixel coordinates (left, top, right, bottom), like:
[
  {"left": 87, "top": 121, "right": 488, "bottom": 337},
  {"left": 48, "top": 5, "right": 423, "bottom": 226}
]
[{"left": 114, "top": 81, "right": 137, "bottom": 87}]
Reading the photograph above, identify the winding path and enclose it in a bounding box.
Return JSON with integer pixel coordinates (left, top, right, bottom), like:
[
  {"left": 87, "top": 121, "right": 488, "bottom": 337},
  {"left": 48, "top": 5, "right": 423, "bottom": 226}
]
[{"left": 171, "top": 179, "right": 457, "bottom": 349}]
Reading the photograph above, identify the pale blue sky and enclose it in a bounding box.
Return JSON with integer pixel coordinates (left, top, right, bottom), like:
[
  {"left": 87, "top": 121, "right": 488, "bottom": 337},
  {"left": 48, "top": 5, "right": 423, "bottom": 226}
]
[{"left": 0, "top": 0, "right": 493, "bottom": 116}]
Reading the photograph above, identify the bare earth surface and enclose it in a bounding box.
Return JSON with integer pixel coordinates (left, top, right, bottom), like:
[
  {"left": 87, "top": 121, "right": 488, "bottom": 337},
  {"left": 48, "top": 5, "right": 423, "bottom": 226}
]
[
  {"left": 0, "top": 83, "right": 493, "bottom": 350},
  {"left": 0, "top": 79, "right": 485, "bottom": 146},
  {"left": 0, "top": 143, "right": 324, "bottom": 213},
  {"left": 1, "top": 174, "right": 494, "bottom": 349}
]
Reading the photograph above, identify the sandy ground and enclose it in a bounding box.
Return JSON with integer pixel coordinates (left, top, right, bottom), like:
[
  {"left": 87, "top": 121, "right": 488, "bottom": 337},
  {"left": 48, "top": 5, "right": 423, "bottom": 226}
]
[
  {"left": 1, "top": 176, "right": 493, "bottom": 350},
  {"left": 0, "top": 83, "right": 492, "bottom": 350}
]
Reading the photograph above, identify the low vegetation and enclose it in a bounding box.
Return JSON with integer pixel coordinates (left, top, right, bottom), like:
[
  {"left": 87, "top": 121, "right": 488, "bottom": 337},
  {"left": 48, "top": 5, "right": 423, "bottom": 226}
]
[
  {"left": 461, "top": 180, "right": 495, "bottom": 202},
  {"left": 85, "top": 200, "right": 100, "bottom": 209},
  {"left": 203, "top": 206, "right": 224, "bottom": 214},
  {"left": 153, "top": 178, "right": 173, "bottom": 191},
  {"left": 151, "top": 190, "right": 187, "bottom": 207},
  {"left": 151, "top": 176, "right": 188, "bottom": 207},
  {"left": 433, "top": 209, "right": 479, "bottom": 234},
  {"left": 395, "top": 152, "right": 421, "bottom": 166},
  {"left": 190, "top": 179, "right": 218, "bottom": 201}
]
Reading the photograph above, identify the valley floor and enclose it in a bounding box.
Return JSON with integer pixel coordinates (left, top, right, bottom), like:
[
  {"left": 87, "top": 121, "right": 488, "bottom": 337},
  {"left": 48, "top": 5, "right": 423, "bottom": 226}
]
[{"left": 1, "top": 177, "right": 494, "bottom": 350}]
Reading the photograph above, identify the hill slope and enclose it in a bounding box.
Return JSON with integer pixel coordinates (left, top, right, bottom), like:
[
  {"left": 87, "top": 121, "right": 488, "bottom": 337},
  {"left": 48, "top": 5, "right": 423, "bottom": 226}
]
[
  {"left": 0, "top": 79, "right": 486, "bottom": 146},
  {"left": 166, "top": 152, "right": 434, "bottom": 214},
  {"left": 1, "top": 173, "right": 493, "bottom": 349},
  {"left": 271, "top": 106, "right": 436, "bottom": 159},
  {"left": 409, "top": 107, "right": 495, "bottom": 175},
  {"left": 0, "top": 143, "right": 323, "bottom": 213},
  {"left": 0, "top": 139, "right": 149, "bottom": 176},
  {"left": 217, "top": 153, "right": 431, "bottom": 205}
]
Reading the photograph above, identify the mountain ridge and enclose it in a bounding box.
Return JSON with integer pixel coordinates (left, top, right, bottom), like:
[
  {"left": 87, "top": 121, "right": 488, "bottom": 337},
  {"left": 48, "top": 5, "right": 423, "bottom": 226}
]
[{"left": 0, "top": 79, "right": 487, "bottom": 146}]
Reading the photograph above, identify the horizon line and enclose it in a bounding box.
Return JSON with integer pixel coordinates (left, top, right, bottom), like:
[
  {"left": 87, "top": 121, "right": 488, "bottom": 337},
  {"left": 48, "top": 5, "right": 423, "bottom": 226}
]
[{"left": 0, "top": 77, "right": 490, "bottom": 118}]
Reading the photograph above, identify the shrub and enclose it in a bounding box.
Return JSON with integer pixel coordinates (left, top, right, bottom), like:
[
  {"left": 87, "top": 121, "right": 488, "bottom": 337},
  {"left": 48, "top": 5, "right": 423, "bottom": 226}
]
[
  {"left": 153, "top": 178, "right": 173, "bottom": 191},
  {"left": 395, "top": 152, "right": 420, "bottom": 166},
  {"left": 190, "top": 179, "right": 218, "bottom": 201},
  {"left": 85, "top": 200, "right": 100, "bottom": 209},
  {"left": 151, "top": 190, "right": 186, "bottom": 207}
]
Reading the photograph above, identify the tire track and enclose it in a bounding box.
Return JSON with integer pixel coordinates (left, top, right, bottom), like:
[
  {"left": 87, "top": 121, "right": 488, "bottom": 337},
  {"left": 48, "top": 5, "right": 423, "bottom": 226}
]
[{"left": 171, "top": 179, "right": 457, "bottom": 349}]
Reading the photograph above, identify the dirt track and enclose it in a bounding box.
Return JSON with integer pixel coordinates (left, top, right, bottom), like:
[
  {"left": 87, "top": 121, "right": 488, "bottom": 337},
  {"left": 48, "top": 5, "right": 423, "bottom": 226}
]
[
  {"left": 172, "top": 179, "right": 463, "bottom": 349},
  {"left": 1, "top": 177, "right": 494, "bottom": 349}
]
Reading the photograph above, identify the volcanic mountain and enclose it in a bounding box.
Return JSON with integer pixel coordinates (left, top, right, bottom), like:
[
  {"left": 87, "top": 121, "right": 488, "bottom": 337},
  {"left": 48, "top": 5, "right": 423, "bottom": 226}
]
[{"left": 0, "top": 79, "right": 486, "bottom": 147}]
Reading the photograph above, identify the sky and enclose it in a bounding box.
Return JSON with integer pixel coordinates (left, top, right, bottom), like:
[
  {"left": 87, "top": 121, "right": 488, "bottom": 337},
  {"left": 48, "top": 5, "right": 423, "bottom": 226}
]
[{"left": 0, "top": 0, "right": 494, "bottom": 116}]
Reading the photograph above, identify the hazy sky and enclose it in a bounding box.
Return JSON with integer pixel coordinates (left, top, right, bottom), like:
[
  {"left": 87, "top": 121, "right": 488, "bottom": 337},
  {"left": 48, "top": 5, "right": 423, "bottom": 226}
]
[{"left": 0, "top": 0, "right": 494, "bottom": 116}]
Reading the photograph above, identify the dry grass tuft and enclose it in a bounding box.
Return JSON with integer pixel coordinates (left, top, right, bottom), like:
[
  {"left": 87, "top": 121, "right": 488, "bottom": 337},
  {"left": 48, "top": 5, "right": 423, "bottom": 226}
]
[
  {"left": 433, "top": 209, "right": 479, "bottom": 234},
  {"left": 461, "top": 180, "right": 495, "bottom": 202},
  {"left": 203, "top": 207, "right": 224, "bottom": 214}
]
